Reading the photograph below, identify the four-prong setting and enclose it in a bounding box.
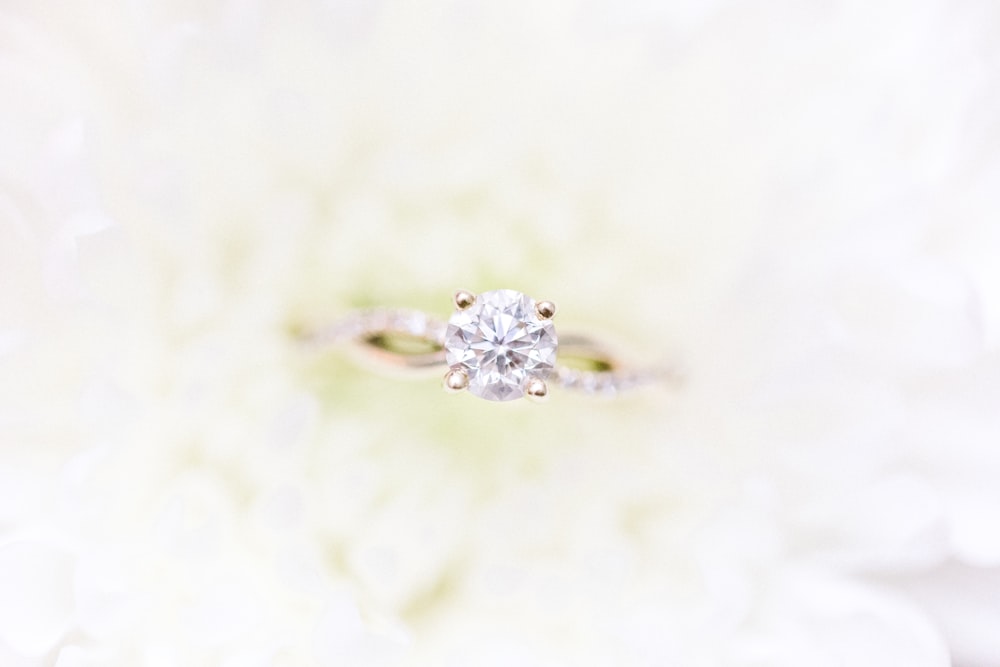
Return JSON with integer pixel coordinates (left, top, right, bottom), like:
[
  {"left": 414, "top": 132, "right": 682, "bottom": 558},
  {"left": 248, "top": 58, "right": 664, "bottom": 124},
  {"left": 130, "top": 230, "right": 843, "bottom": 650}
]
[
  {"left": 443, "top": 368, "right": 470, "bottom": 393},
  {"left": 443, "top": 289, "right": 558, "bottom": 401},
  {"left": 453, "top": 290, "right": 477, "bottom": 311},
  {"left": 535, "top": 300, "right": 556, "bottom": 320}
]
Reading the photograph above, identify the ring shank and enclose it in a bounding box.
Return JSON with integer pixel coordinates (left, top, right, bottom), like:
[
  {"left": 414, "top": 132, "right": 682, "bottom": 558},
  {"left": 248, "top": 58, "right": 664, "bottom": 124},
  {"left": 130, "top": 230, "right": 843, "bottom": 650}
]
[{"left": 302, "top": 308, "right": 673, "bottom": 395}]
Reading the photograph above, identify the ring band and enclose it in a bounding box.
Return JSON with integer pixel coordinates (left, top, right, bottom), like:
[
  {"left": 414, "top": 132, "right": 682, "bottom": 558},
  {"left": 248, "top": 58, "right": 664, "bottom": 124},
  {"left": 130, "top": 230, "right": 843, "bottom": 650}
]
[{"left": 302, "top": 289, "right": 676, "bottom": 402}]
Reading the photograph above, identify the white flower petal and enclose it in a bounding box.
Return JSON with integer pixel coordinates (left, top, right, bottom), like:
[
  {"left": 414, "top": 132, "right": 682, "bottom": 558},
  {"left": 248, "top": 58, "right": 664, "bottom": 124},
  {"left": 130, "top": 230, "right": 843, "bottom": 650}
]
[{"left": 0, "top": 542, "right": 75, "bottom": 657}]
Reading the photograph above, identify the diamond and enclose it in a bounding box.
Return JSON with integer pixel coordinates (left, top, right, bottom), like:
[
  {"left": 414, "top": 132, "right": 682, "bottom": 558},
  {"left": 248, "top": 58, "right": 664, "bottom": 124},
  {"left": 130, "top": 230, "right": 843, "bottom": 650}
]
[{"left": 444, "top": 289, "right": 558, "bottom": 401}]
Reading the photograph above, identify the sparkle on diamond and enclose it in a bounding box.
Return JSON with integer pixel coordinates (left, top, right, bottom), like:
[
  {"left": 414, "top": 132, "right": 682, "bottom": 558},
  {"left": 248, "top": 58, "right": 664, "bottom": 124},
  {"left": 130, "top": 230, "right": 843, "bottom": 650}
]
[{"left": 444, "top": 289, "right": 558, "bottom": 401}]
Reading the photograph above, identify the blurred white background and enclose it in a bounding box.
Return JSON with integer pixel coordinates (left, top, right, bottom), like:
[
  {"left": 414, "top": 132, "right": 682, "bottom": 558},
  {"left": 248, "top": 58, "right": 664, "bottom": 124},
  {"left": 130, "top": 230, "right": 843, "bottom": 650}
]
[{"left": 1, "top": 1, "right": 999, "bottom": 665}]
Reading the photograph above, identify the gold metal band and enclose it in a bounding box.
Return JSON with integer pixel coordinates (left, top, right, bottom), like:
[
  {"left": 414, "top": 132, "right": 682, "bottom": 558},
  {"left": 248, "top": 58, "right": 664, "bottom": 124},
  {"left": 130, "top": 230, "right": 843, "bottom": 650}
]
[{"left": 302, "top": 308, "right": 675, "bottom": 396}]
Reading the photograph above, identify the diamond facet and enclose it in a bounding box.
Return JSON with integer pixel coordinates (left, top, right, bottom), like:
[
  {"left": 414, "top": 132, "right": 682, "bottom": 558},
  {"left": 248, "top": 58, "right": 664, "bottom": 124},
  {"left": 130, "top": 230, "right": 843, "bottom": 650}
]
[{"left": 443, "top": 289, "right": 558, "bottom": 401}]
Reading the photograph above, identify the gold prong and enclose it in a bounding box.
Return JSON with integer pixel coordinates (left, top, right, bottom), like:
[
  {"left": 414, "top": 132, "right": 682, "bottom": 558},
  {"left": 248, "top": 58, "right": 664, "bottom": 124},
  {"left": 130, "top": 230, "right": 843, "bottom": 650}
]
[
  {"left": 525, "top": 378, "right": 548, "bottom": 402},
  {"left": 443, "top": 368, "right": 470, "bottom": 393},
  {"left": 453, "top": 290, "right": 476, "bottom": 310},
  {"left": 535, "top": 300, "right": 556, "bottom": 320}
]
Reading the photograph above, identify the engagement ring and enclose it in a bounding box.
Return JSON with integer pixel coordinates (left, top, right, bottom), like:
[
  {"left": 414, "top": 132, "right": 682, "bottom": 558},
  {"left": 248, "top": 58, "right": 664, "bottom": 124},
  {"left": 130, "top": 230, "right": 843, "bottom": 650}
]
[{"left": 304, "top": 289, "right": 675, "bottom": 402}]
